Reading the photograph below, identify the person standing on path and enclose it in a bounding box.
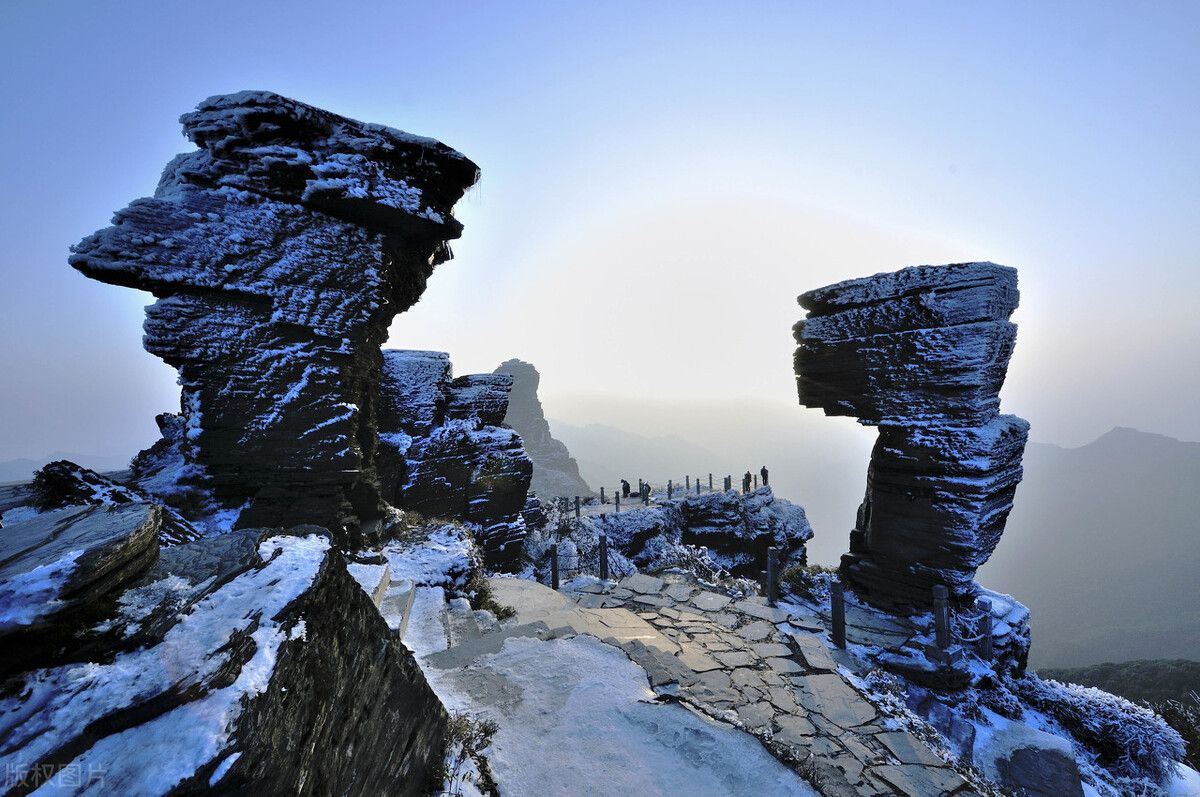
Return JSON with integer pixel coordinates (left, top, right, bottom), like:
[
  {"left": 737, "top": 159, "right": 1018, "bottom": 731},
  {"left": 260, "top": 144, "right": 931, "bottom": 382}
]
[
  {"left": 742, "top": 471, "right": 752, "bottom": 494},
  {"left": 760, "top": 465, "right": 769, "bottom": 486}
]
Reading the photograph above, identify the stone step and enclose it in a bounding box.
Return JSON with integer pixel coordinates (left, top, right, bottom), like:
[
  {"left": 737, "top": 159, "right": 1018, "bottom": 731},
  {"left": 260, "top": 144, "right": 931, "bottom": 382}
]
[{"left": 446, "top": 598, "right": 484, "bottom": 646}]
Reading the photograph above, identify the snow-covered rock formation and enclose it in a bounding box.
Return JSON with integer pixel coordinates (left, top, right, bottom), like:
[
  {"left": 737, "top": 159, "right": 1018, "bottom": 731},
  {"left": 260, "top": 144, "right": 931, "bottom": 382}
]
[
  {"left": 70, "top": 91, "right": 479, "bottom": 541},
  {"left": 794, "top": 263, "right": 1030, "bottom": 613},
  {"left": 494, "top": 359, "right": 593, "bottom": 500},
  {"left": 377, "top": 350, "right": 533, "bottom": 569},
  {"left": 578, "top": 485, "right": 812, "bottom": 578},
  {"left": 0, "top": 520, "right": 447, "bottom": 794}
]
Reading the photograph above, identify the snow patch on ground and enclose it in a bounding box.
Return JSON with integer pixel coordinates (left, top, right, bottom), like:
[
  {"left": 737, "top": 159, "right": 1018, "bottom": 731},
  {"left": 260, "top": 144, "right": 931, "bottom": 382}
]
[{"left": 421, "top": 634, "right": 817, "bottom": 797}]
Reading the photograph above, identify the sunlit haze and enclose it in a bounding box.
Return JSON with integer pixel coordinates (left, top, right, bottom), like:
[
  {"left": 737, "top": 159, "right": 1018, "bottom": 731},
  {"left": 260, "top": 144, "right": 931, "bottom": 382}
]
[{"left": 2, "top": 1, "right": 1197, "bottom": 466}]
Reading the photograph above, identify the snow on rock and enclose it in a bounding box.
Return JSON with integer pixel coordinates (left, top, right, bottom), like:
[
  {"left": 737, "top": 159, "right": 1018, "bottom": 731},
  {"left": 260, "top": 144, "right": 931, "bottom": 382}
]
[
  {"left": 493, "top": 359, "right": 593, "bottom": 500},
  {"left": 0, "top": 528, "right": 448, "bottom": 794},
  {"left": 0, "top": 502, "right": 161, "bottom": 675},
  {"left": 377, "top": 350, "right": 534, "bottom": 569},
  {"left": 1169, "top": 764, "right": 1200, "bottom": 797},
  {"left": 586, "top": 486, "right": 811, "bottom": 578},
  {"left": 19, "top": 457, "right": 201, "bottom": 545},
  {"left": 70, "top": 91, "right": 479, "bottom": 541},
  {"left": 795, "top": 262, "right": 1030, "bottom": 620},
  {"left": 421, "top": 634, "right": 817, "bottom": 797},
  {"left": 381, "top": 522, "right": 478, "bottom": 593}
]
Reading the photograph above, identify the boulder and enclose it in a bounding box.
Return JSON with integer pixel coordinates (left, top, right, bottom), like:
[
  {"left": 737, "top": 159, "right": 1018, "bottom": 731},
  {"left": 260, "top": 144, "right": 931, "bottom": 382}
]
[
  {"left": 377, "top": 350, "right": 534, "bottom": 569},
  {"left": 0, "top": 502, "right": 161, "bottom": 675},
  {"left": 975, "top": 721, "right": 1084, "bottom": 797},
  {"left": 71, "top": 91, "right": 479, "bottom": 541},
  {"left": 0, "top": 528, "right": 447, "bottom": 795},
  {"left": 588, "top": 486, "right": 812, "bottom": 578},
  {"left": 26, "top": 458, "right": 201, "bottom": 544}
]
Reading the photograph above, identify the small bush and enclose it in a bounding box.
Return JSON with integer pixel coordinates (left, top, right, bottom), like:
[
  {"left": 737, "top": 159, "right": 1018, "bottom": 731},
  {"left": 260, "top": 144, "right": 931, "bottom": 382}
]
[
  {"left": 1015, "top": 675, "right": 1186, "bottom": 784},
  {"left": 781, "top": 563, "right": 837, "bottom": 602},
  {"left": 465, "top": 569, "right": 515, "bottom": 620},
  {"left": 438, "top": 712, "right": 500, "bottom": 796},
  {"left": 1152, "top": 690, "right": 1200, "bottom": 772}
]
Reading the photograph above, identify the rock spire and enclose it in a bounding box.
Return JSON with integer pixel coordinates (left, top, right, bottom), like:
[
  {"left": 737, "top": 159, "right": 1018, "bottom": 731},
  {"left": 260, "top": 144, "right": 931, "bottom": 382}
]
[
  {"left": 70, "top": 91, "right": 479, "bottom": 539},
  {"left": 794, "top": 262, "right": 1030, "bottom": 609}
]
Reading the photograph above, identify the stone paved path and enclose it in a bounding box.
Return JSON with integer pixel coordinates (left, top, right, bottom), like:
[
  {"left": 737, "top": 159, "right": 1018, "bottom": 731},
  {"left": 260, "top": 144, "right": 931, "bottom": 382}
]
[{"left": 529, "top": 573, "right": 984, "bottom": 797}]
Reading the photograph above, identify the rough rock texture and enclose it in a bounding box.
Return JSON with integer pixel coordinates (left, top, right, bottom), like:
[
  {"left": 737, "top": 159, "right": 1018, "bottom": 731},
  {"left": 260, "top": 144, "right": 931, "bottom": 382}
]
[
  {"left": 0, "top": 526, "right": 446, "bottom": 795},
  {"left": 493, "top": 359, "right": 593, "bottom": 500},
  {"left": 377, "top": 350, "right": 533, "bottom": 569},
  {"left": 70, "top": 91, "right": 479, "bottom": 540},
  {"left": 27, "top": 458, "right": 201, "bottom": 545},
  {"left": 794, "top": 263, "right": 1030, "bottom": 615},
  {"left": 0, "top": 502, "right": 161, "bottom": 676},
  {"left": 589, "top": 486, "right": 812, "bottom": 578}
]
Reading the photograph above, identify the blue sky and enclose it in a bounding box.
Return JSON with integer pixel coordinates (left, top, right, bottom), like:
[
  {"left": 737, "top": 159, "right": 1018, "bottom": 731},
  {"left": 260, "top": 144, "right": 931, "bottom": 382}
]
[{"left": 1, "top": 1, "right": 1197, "bottom": 462}]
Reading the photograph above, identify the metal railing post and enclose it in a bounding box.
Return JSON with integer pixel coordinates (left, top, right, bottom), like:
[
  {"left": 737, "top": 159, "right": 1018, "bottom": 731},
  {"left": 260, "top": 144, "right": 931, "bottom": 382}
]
[
  {"left": 976, "top": 597, "right": 994, "bottom": 661},
  {"left": 933, "top": 585, "right": 951, "bottom": 649},
  {"left": 766, "top": 547, "right": 779, "bottom": 606},
  {"left": 831, "top": 580, "right": 847, "bottom": 649}
]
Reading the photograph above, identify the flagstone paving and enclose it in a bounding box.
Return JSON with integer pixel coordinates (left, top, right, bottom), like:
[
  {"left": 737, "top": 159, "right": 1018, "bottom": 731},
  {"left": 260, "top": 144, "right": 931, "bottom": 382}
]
[{"left": 524, "top": 573, "right": 986, "bottom": 797}]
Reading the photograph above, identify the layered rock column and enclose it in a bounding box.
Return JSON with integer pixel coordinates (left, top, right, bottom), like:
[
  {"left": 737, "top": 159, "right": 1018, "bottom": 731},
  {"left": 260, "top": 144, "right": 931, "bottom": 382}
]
[
  {"left": 794, "top": 263, "right": 1030, "bottom": 609},
  {"left": 70, "top": 92, "right": 479, "bottom": 538}
]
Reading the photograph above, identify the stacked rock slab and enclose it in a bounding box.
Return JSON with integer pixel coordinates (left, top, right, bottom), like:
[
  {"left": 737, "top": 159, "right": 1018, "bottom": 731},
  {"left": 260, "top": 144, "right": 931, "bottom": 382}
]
[
  {"left": 794, "top": 263, "right": 1030, "bottom": 609},
  {"left": 494, "top": 359, "right": 593, "bottom": 500},
  {"left": 70, "top": 91, "right": 479, "bottom": 540},
  {"left": 377, "top": 350, "right": 533, "bottom": 569}
]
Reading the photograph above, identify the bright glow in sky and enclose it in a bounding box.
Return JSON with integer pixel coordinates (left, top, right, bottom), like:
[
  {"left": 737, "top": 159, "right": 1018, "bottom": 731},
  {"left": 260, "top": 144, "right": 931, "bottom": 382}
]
[{"left": 1, "top": 1, "right": 1197, "bottom": 463}]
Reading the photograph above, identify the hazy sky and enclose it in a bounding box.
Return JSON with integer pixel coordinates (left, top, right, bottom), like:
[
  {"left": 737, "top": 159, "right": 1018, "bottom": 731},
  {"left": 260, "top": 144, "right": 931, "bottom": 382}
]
[{"left": 1, "top": 1, "right": 1197, "bottom": 465}]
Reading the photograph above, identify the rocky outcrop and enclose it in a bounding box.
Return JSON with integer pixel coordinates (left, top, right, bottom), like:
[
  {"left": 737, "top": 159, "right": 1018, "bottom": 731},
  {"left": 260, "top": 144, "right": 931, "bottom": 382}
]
[
  {"left": 377, "top": 350, "right": 533, "bottom": 569},
  {"left": 493, "top": 359, "right": 592, "bottom": 500},
  {"left": 0, "top": 502, "right": 161, "bottom": 676},
  {"left": 70, "top": 91, "right": 479, "bottom": 541},
  {"left": 26, "top": 458, "right": 201, "bottom": 544},
  {"left": 0, "top": 522, "right": 447, "bottom": 795},
  {"left": 793, "top": 263, "right": 1030, "bottom": 612},
  {"left": 588, "top": 486, "right": 812, "bottom": 578}
]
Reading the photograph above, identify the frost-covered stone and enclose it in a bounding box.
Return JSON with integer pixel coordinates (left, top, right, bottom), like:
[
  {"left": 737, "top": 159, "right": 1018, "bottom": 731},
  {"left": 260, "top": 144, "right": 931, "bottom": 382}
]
[
  {"left": 0, "top": 502, "right": 160, "bottom": 675},
  {"left": 794, "top": 263, "right": 1030, "bottom": 616},
  {"left": 0, "top": 529, "right": 447, "bottom": 794},
  {"left": 494, "top": 359, "right": 593, "bottom": 500},
  {"left": 589, "top": 486, "right": 812, "bottom": 578},
  {"left": 377, "top": 350, "right": 533, "bottom": 569},
  {"left": 795, "top": 262, "right": 1019, "bottom": 427},
  {"left": 27, "top": 458, "right": 201, "bottom": 545},
  {"left": 70, "top": 91, "right": 479, "bottom": 540}
]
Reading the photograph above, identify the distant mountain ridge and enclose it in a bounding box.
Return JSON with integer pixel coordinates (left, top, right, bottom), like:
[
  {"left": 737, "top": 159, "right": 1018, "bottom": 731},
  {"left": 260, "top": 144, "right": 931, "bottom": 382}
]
[
  {"left": 1038, "top": 659, "right": 1200, "bottom": 705},
  {"left": 982, "top": 424, "right": 1200, "bottom": 667}
]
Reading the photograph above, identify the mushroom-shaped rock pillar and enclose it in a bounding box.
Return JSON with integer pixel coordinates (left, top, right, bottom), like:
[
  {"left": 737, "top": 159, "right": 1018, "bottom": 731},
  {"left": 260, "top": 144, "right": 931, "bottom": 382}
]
[
  {"left": 793, "top": 262, "right": 1030, "bottom": 610},
  {"left": 70, "top": 91, "right": 479, "bottom": 540}
]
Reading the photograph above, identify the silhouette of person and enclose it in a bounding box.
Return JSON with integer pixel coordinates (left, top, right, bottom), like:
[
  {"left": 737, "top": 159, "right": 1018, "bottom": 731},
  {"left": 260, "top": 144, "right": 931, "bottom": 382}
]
[
  {"left": 621, "top": 479, "right": 631, "bottom": 498},
  {"left": 742, "top": 471, "right": 752, "bottom": 493},
  {"left": 760, "top": 465, "right": 769, "bottom": 486}
]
